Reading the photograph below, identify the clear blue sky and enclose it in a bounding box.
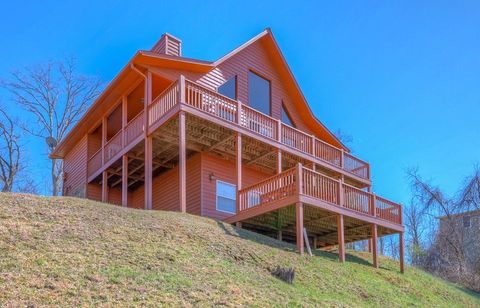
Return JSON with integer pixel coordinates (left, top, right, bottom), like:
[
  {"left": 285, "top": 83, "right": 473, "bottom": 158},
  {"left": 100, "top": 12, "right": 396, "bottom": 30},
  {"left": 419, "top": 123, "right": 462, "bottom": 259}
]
[{"left": 1, "top": 1, "right": 479, "bottom": 202}]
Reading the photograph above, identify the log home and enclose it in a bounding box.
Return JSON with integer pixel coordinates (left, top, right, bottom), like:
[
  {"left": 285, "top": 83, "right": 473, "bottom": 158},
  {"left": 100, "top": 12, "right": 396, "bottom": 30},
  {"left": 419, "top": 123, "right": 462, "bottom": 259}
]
[{"left": 51, "top": 29, "right": 404, "bottom": 272}]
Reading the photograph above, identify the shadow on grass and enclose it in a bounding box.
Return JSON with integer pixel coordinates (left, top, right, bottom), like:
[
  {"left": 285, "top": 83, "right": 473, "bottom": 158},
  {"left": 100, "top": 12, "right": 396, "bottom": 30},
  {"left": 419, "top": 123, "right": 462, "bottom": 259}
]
[{"left": 215, "top": 220, "right": 388, "bottom": 268}]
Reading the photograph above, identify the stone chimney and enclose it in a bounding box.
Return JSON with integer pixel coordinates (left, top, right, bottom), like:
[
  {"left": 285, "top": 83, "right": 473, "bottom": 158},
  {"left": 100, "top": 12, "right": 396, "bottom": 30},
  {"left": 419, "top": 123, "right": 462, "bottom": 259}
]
[{"left": 151, "top": 33, "right": 182, "bottom": 57}]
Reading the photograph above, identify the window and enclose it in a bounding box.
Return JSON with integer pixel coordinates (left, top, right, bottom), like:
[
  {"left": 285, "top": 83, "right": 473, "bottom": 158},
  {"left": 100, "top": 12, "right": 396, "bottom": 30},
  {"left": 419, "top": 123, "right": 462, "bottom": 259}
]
[
  {"left": 281, "top": 104, "right": 295, "bottom": 127},
  {"left": 216, "top": 181, "right": 237, "bottom": 213},
  {"left": 248, "top": 71, "right": 271, "bottom": 115},
  {"left": 463, "top": 216, "right": 471, "bottom": 228},
  {"left": 218, "top": 76, "right": 237, "bottom": 100}
]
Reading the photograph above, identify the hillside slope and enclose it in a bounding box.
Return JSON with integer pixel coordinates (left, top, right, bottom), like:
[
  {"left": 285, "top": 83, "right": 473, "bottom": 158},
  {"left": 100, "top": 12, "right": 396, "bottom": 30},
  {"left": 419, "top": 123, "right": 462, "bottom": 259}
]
[{"left": 0, "top": 193, "right": 478, "bottom": 307}]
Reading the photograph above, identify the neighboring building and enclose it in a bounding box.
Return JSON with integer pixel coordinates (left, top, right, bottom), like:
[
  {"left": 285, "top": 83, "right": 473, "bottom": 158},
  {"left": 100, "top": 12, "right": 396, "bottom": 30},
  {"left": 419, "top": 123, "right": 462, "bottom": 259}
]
[
  {"left": 437, "top": 210, "right": 480, "bottom": 270},
  {"left": 51, "top": 29, "right": 404, "bottom": 272}
]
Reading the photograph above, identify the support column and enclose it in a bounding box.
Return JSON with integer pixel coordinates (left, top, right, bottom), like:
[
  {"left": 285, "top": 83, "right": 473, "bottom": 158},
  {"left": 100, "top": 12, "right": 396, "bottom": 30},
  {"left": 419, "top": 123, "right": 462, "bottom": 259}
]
[
  {"left": 235, "top": 132, "right": 242, "bottom": 227},
  {"left": 144, "top": 136, "right": 153, "bottom": 210},
  {"left": 337, "top": 214, "right": 345, "bottom": 262},
  {"left": 313, "top": 235, "right": 318, "bottom": 250},
  {"left": 276, "top": 149, "right": 282, "bottom": 174},
  {"left": 102, "top": 170, "right": 108, "bottom": 203},
  {"left": 399, "top": 232, "right": 405, "bottom": 273},
  {"left": 277, "top": 230, "right": 282, "bottom": 241},
  {"left": 372, "top": 224, "right": 378, "bottom": 268},
  {"left": 122, "top": 155, "right": 128, "bottom": 207},
  {"left": 296, "top": 202, "right": 304, "bottom": 255},
  {"left": 368, "top": 239, "right": 372, "bottom": 253},
  {"left": 179, "top": 111, "right": 186, "bottom": 213}
]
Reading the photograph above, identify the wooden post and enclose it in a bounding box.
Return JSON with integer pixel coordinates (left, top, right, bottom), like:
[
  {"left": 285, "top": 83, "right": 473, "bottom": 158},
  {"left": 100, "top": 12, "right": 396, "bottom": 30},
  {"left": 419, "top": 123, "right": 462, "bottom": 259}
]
[
  {"left": 236, "top": 133, "right": 242, "bottom": 215},
  {"left": 337, "top": 214, "right": 345, "bottom": 262},
  {"left": 237, "top": 101, "right": 242, "bottom": 125},
  {"left": 340, "top": 149, "right": 344, "bottom": 169},
  {"left": 101, "top": 170, "right": 108, "bottom": 203},
  {"left": 179, "top": 75, "right": 185, "bottom": 103},
  {"left": 145, "top": 71, "right": 152, "bottom": 130},
  {"left": 311, "top": 135, "right": 316, "bottom": 157},
  {"left": 277, "top": 149, "right": 282, "bottom": 174},
  {"left": 144, "top": 136, "right": 153, "bottom": 210},
  {"left": 368, "top": 239, "right": 372, "bottom": 253},
  {"left": 277, "top": 120, "right": 282, "bottom": 142},
  {"left": 372, "top": 224, "right": 378, "bottom": 268},
  {"left": 296, "top": 163, "right": 303, "bottom": 195},
  {"left": 296, "top": 202, "right": 304, "bottom": 255},
  {"left": 399, "top": 232, "right": 405, "bottom": 273},
  {"left": 179, "top": 111, "right": 186, "bottom": 213},
  {"left": 122, "top": 95, "right": 127, "bottom": 147},
  {"left": 122, "top": 155, "right": 128, "bottom": 207},
  {"left": 277, "top": 230, "right": 282, "bottom": 241},
  {"left": 313, "top": 235, "right": 318, "bottom": 250},
  {"left": 339, "top": 176, "right": 344, "bottom": 207},
  {"left": 303, "top": 228, "right": 312, "bottom": 256},
  {"left": 101, "top": 117, "right": 107, "bottom": 165}
]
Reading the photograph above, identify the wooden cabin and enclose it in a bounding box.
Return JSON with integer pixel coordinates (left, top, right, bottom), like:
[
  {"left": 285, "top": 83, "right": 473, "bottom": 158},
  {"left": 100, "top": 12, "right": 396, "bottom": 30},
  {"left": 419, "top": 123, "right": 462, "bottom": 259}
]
[{"left": 51, "top": 29, "right": 404, "bottom": 272}]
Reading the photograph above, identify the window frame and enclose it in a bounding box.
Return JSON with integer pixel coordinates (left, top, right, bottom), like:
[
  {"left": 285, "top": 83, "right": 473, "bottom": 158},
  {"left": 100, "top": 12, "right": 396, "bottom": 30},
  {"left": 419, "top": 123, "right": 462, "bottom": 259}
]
[
  {"left": 247, "top": 69, "right": 272, "bottom": 116},
  {"left": 215, "top": 180, "right": 237, "bottom": 214},
  {"left": 217, "top": 75, "right": 237, "bottom": 100},
  {"left": 281, "top": 102, "right": 296, "bottom": 128}
]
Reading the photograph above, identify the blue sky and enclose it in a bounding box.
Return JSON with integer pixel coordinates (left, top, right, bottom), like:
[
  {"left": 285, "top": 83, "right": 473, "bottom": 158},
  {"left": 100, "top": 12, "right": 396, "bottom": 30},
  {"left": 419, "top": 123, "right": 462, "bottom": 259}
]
[{"left": 0, "top": 1, "right": 479, "bottom": 202}]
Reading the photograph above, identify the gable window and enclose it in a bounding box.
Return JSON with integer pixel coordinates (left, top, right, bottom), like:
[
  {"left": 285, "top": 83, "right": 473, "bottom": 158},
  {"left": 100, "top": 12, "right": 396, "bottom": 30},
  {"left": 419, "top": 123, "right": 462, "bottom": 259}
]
[
  {"left": 281, "top": 104, "right": 295, "bottom": 127},
  {"left": 218, "top": 76, "right": 237, "bottom": 100},
  {"left": 216, "top": 181, "right": 237, "bottom": 214},
  {"left": 248, "top": 71, "right": 271, "bottom": 115}
]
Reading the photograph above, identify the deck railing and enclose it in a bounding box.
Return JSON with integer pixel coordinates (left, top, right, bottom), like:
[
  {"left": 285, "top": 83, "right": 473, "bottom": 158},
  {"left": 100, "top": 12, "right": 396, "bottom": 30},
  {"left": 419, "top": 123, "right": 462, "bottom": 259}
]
[
  {"left": 237, "top": 163, "right": 401, "bottom": 225},
  {"left": 149, "top": 81, "right": 178, "bottom": 126},
  {"left": 237, "top": 167, "right": 296, "bottom": 212},
  {"left": 87, "top": 110, "right": 145, "bottom": 178},
  {"left": 180, "top": 79, "right": 370, "bottom": 180}
]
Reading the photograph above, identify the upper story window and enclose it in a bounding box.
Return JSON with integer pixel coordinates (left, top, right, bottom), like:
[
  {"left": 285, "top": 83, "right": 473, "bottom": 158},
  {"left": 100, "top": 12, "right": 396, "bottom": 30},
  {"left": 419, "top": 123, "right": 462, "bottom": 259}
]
[
  {"left": 248, "top": 71, "right": 271, "bottom": 115},
  {"left": 218, "top": 76, "right": 237, "bottom": 100},
  {"left": 281, "top": 104, "right": 295, "bottom": 127},
  {"left": 216, "top": 180, "right": 237, "bottom": 214}
]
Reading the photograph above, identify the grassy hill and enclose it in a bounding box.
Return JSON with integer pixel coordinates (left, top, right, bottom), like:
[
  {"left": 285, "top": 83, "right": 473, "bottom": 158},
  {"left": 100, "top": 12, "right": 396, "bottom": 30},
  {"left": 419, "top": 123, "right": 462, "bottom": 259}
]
[{"left": 0, "top": 193, "right": 478, "bottom": 307}]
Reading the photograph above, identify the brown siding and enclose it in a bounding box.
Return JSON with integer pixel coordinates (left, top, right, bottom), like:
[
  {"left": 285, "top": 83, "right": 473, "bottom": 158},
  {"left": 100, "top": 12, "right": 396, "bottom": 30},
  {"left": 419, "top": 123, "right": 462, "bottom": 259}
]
[
  {"left": 129, "top": 154, "right": 201, "bottom": 214},
  {"left": 149, "top": 39, "right": 313, "bottom": 134},
  {"left": 200, "top": 152, "right": 272, "bottom": 220},
  {"left": 63, "top": 135, "right": 88, "bottom": 197}
]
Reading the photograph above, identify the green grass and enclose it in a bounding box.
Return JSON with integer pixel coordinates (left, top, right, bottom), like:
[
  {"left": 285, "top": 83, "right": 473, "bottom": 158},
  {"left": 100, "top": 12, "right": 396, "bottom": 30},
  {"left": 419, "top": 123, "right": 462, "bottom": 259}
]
[{"left": 0, "top": 193, "right": 478, "bottom": 307}]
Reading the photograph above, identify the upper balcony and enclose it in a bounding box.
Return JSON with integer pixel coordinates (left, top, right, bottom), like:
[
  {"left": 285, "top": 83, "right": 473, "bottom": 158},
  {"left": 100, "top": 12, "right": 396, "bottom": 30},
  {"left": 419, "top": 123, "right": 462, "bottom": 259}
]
[{"left": 87, "top": 77, "right": 371, "bottom": 185}]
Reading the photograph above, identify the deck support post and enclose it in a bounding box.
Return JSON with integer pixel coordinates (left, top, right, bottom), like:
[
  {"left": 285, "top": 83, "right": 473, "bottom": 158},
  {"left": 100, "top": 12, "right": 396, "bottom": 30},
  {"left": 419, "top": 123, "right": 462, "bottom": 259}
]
[
  {"left": 296, "top": 202, "right": 304, "bottom": 255},
  {"left": 235, "top": 133, "right": 242, "bottom": 227},
  {"left": 276, "top": 149, "right": 282, "bottom": 174},
  {"left": 313, "top": 235, "right": 317, "bottom": 250},
  {"left": 101, "top": 170, "right": 108, "bottom": 203},
  {"left": 278, "top": 230, "right": 282, "bottom": 241},
  {"left": 372, "top": 224, "right": 379, "bottom": 268},
  {"left": 368, "top": 239, "right": 372, "bottom": 253},
  {"left": 121, "top": 95, "right": 127, "bottom": 147},
  {"left": 337, "top": 214, "right": 345, "bottom": 262},
  {"left": 399, "top": 232, "right": 405, "bottom": 273},
  {"left": 179, "top": 111, "right": 186, "bottom": 213},
  {"left": 122, "top": 155, "right": 128, "bottom": 207},
  {"left": 144, "top": 136, "right": 153, "bottom": 210}
]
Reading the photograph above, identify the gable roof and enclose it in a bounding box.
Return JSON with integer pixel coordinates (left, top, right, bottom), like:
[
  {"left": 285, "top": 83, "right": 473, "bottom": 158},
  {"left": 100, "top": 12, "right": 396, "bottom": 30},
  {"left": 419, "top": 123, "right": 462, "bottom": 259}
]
[
  {"left": 215, "top": 28, "right": 347, "bottom": 150},
  {"left": 52, "top": 29, "right": 347, "bottom": 158}
]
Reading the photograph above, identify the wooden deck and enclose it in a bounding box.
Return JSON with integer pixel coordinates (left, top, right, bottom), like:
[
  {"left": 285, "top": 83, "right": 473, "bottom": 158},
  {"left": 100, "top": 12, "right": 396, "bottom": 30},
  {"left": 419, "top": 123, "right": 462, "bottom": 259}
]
[
  {"left": 87, "top": 77, "right": 371, "bottom": 185},
  {"left": 224, "top": 164, "right": 403, "bottom": 232}
]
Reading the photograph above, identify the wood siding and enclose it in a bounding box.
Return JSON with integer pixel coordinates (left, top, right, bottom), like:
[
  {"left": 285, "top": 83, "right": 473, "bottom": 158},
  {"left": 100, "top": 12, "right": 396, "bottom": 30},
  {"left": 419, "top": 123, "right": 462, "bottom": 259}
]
[
  {"left": 63, "top": 135, "right": 88, "bottom": 197},
  {"left": 129, "top": 154, "right": 201, "bottom": 214},
  {"left": 149, "top": 38, "right": 313, "bottom": 135},
  {"left": 200, "top": 152, "right": 272, "bottom": 220}
]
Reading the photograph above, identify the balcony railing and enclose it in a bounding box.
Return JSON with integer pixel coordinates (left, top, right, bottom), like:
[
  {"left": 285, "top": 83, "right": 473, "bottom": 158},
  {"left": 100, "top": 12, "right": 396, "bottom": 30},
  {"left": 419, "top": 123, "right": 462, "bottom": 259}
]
[
  {"left": 87, "top": 111, "right": 145, "bottom": 178},
  {"left": 237, "top": 164, "right": 402, "bottom": 225},
  {"left": 181, "top": 79, "right": 370, "bottom": 180},
  {"left": 88, "top": 77, "right": 371, "bottom": 181}
]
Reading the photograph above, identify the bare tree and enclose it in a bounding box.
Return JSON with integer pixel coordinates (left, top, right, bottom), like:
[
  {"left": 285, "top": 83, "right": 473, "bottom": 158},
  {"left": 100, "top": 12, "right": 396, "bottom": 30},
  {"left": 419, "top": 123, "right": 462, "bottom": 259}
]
[
  {"left": 3, "top": 58, "right": 101, "bottom": 195},
  {"left": 0, "top": 107, "right": 22, "bottom": 192},
  {"left": 407, "top": 167, "right": 480, "bottom": 291}
]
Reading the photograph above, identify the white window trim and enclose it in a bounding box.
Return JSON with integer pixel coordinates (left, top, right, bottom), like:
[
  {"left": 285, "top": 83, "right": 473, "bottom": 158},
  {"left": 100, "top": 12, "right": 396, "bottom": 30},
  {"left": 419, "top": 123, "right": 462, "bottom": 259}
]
[{"left": 216, "top": 180, "right": 237, "bottom": 214}]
